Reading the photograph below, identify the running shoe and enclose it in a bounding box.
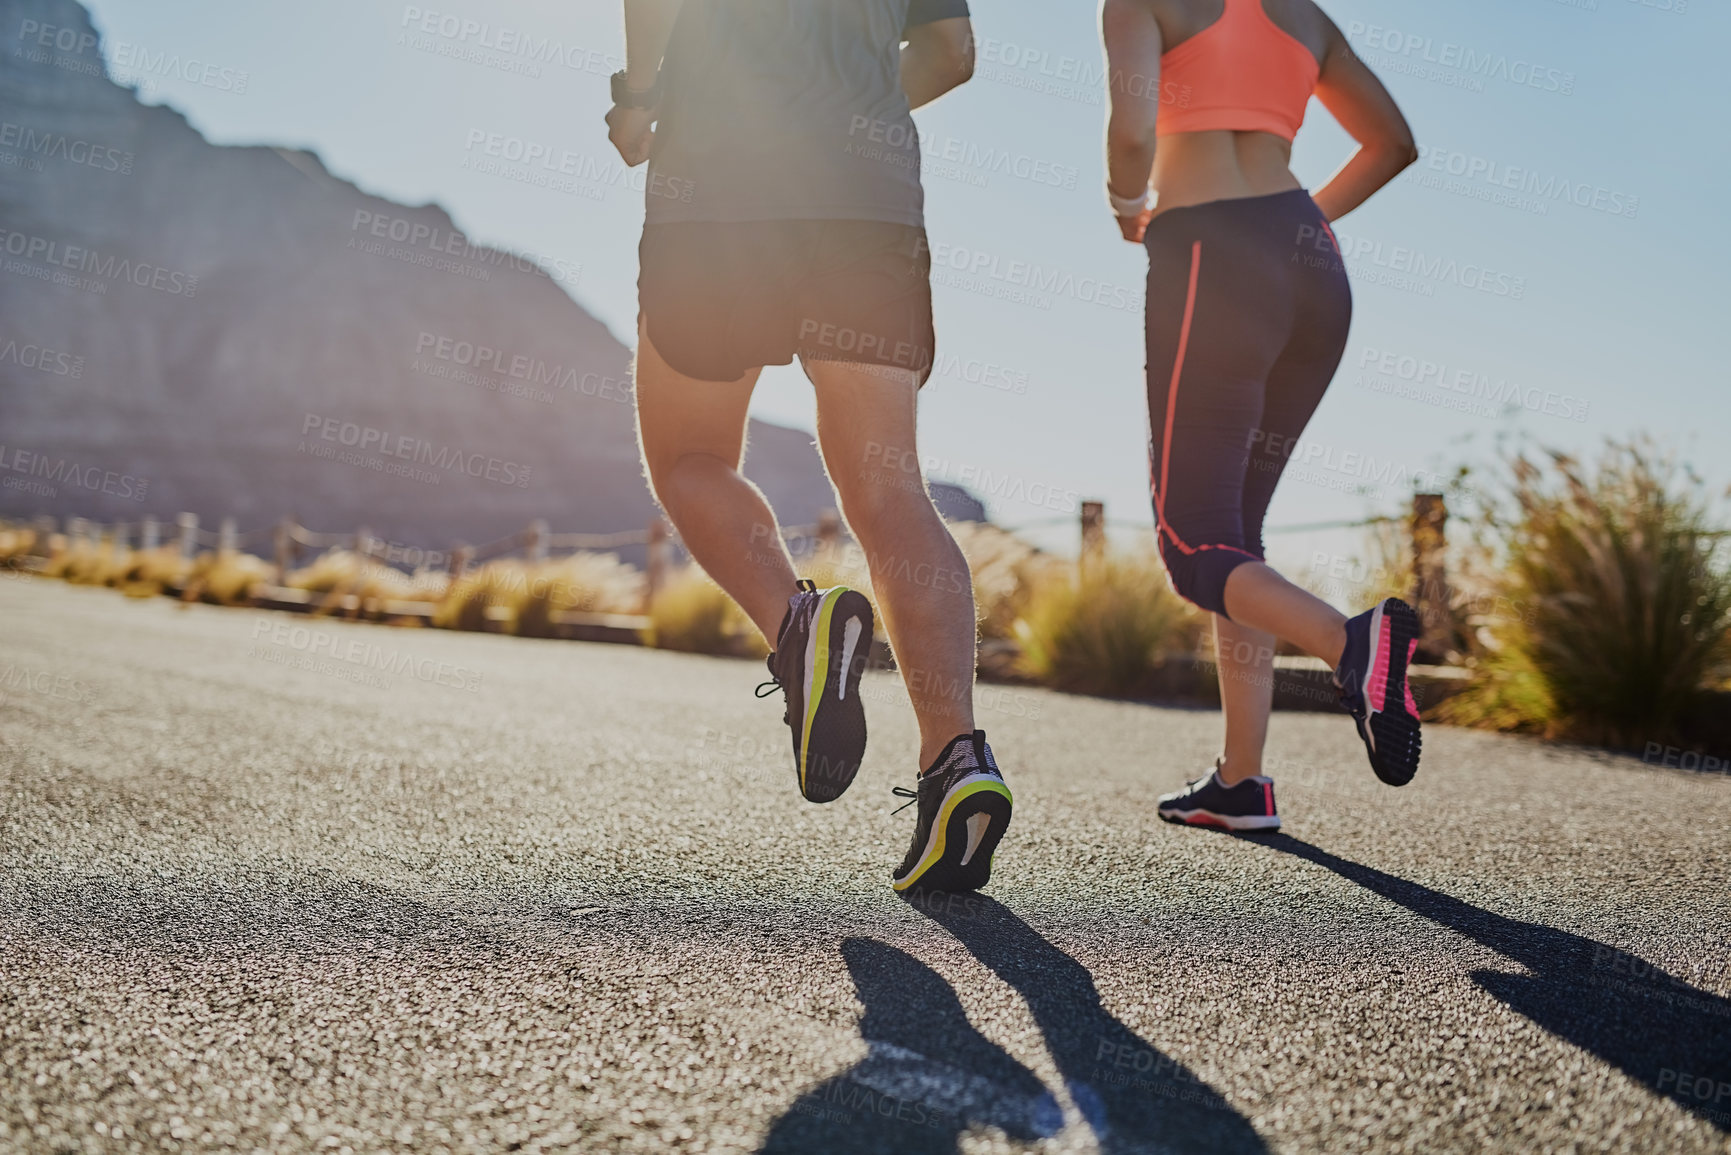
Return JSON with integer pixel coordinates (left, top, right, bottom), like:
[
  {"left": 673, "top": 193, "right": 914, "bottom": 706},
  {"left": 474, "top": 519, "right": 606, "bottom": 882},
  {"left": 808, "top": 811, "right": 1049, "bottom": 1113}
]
[
  {"left": 891, "top": 730, "right": 1014, "bottom": 893},
  {"left": 757, "top": 580, "right": 874, "bottom": 803},
  {"left": 1333, "top": 596, "right": 1423, "bottom": 787},
  {"left": 1156, "top": 763, "right": 1281, "bottom": 831}
]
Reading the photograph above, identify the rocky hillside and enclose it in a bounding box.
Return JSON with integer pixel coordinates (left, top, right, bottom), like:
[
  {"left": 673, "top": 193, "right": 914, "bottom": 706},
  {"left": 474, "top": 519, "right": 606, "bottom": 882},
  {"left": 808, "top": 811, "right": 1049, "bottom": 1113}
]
[{"left": 0, "top": 0, "right": 981, "bottom": 559}]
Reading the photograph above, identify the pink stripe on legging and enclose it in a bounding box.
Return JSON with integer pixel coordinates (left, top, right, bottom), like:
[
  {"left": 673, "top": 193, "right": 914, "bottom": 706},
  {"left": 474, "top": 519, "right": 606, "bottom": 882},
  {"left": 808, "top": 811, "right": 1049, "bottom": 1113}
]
[{"left": 1151, "top": 239, "right": 1259, "bottom": 563}]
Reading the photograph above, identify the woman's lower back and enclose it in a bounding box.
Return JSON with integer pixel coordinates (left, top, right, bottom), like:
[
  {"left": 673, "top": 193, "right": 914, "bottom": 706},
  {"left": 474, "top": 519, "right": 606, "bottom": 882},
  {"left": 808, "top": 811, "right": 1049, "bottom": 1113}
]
[{"left": 1151, "top": 130, "right": 1305, "bottom": 217}]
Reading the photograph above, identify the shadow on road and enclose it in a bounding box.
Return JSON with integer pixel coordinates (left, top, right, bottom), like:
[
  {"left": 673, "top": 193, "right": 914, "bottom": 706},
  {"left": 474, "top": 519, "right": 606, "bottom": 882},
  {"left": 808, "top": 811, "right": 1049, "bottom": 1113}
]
[
  {"left": 913, "top": 892, "right": 1268, "bottom": 1154},
  {"left": 758, "top": 937, "right": 1061, "bottom": 1154},
  {"left": 1241, "top": 834, "right": 1731, "bottom": 1133}
]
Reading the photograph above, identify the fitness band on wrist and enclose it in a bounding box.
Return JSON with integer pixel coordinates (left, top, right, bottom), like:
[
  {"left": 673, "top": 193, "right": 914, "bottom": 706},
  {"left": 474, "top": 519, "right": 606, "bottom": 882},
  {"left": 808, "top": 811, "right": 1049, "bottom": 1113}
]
[
  {"left": 1108, "top": 184, "right": 1151, "bottom": 218},
  {"left": 610, "top": 69, "right": 663, "bottom": 111}
]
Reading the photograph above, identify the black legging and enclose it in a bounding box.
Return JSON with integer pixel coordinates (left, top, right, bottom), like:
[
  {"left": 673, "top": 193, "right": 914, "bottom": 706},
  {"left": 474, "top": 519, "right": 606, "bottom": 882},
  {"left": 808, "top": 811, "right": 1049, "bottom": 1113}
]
[{"left": 1143, "top": 188, "right": 1352, "bottom": 618}]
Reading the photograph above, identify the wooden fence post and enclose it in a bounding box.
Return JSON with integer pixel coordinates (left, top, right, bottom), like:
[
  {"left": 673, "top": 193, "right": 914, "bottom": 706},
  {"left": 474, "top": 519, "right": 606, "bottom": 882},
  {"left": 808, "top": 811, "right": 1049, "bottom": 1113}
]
[
  {"left": 1080, "top": 500, "right": 1106, "bottom": 575},
  {"left": 1410, "top": 493, "right": 1450, "bottom": 661},
  {"left": 140, "top": 516, "right": 160, "bottom": 551},
  {"left": 112, "top": 522, "right": 130, "bottom": 552},
  {"left": 30, "top": 515, "right": 56, "bottom": 557},
  {"left": 816, "top": 509, "right": 841, "bottom": 564},
  {"left": 526, "top": 519, "right": 549, "bottom": 563},
  {"left": 449, "top": 544, "right": 473, "bottom": 583},
  {"left": 176, "top": 512, "right": 199, "bottom": 561},
  {"left": 354, "top": 525, "right": 373, "bottom": 560},
  {"left": 644, "top": 517, "right": 670, "bottom": 611},
  {"left": 273, "top": 519, "right": 294, "bottom": 587},
  {"left": 218, "top": 516, "right": 238, "bottom": 555}
]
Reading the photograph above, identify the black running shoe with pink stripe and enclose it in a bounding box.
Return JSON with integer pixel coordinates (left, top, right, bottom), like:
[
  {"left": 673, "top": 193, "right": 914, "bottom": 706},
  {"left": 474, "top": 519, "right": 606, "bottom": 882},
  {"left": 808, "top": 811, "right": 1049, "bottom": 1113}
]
[
  {"left": 1157, "top": 764, "right": 1281, "bottom": 832},
  {"left": 1333, "top": 597, "right": 1423, "bottom": 787}
]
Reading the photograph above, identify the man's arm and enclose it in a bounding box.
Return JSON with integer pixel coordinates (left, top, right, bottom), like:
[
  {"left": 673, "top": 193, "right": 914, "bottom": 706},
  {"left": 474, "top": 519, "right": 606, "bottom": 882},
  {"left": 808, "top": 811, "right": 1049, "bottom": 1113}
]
[
  {"left": 901, "top": 17, "right": 974, "bottom": 110},
  {"left": 607, "top": 0, "right": 683, "bottom": 167},
  {"left": 623, "top": 0, "right": 681, "bottom": 89}
]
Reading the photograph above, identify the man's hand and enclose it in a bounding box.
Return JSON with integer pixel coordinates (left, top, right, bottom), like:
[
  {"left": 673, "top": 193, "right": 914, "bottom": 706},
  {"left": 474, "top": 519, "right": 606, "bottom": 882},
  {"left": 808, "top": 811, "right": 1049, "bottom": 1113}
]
[
  {"left": 606, "top": 105, "right": 656, "bottom": 167},
  {"left": 1116, "top": 205, "right": 1153, "bottom": 243}
]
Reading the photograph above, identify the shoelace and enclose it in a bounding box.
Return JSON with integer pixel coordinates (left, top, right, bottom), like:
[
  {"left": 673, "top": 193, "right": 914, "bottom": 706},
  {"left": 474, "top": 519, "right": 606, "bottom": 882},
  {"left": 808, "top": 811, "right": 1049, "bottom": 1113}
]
[
  {"left": 754, "top": 590, "right": 822, "bottom": 702},
  {"left": 890, "top": 785, "right": 920, "bottom": 815}
]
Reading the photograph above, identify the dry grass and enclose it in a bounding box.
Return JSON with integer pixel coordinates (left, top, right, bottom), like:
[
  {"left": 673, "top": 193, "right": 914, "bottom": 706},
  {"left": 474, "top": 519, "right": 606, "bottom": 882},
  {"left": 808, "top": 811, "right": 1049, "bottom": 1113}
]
[
  {"left": 644, "top": 566, "right": 768, "bottom": 659},
  {"left": 44, "top": 537, "right": 131, "bottom": 586},
  {"left": 1302, "top": 519, "right": 1410, "bottom": 610},
  {"left": 118, "top": 546, "right": 193, "bottom": 596},
  {"left": 1442, "top": 441, "right": 1731, "bottom": 748},
  {"left": 432, "top": 555, "right": 641, "bottom": 636},
  {"left": 1012, "top": 549, "right": 1204, "bottom": 697},
  {"left": 434, "top": 565, "right": 519, "bottom": 633},
  {"left": 289, "top": 549, "right": 447, "bottom": 613},
  {"left": 184, "top": 551, "right": 275, "bottom": 606},
  {"left": 0, "top": 525, "right": 39, "bottom": 568},
  {"left": 950, "top": 521, "right": 1070, "bottom": 642},
  {"left": 511, "top": 554, "right": 643, "bottom": 638}
]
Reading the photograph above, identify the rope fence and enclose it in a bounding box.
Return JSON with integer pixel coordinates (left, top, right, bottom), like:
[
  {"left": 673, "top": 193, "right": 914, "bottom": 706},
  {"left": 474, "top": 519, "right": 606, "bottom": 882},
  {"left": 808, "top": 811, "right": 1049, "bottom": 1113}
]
[{"left": 12, "top": 495, "right": 1463, "bottom": 643}]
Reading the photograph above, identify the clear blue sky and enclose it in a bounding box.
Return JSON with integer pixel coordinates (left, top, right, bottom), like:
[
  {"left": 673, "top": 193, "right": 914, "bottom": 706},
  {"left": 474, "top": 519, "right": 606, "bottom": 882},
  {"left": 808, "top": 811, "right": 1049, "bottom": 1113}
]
[{"left": 79, "top": 0, "right": 1731, "bottom": 565}]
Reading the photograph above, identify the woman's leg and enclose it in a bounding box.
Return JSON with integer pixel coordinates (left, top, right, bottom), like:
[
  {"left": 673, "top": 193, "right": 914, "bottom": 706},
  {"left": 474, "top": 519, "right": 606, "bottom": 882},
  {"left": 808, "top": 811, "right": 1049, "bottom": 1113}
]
[
  {"left": 1220, "top": 563, "right": 1346, "bottom": 666},
  {"left": 1220, "top": 217, "right": 1354, "bottom": 669},
  {"left": 1145, "top": 198, "right": 1351, "bottom": 792},
  {"left": 1213, "top": 614, "right": 1277, "bottom": 785}
]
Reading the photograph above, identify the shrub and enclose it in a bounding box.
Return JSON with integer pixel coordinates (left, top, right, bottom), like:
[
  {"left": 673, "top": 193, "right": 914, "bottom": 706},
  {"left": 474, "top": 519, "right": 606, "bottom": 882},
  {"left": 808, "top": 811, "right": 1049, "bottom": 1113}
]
[
  {"left": 46, "top": 538, "right": 126, "bottom": 585},
  {"left": 1443, "top": 441, "right": 1731, "bottom": 748},
  {"left": 431, "top": 555, "right": 641, "bottom": 636},
  {"left": 511, "top": 553, "right": 643, "bottom": 638},
  {"left": 0, "top": 526, "right": 38, "bottom": 568},
  {"left": 119, "top": 546, "right": 193, "bottom": 596},
  {"left": 1012, "top": 551, "right": 1203, "bottom": 697},
  {"left": 433, "top": 565, "right": 515, "bottom": 633},
  {"left": 645, "top": 566, "right": 768, "bottom": 658},
  {"left": 186, "top": 551, "right": 274, "bottom": 606},
  {"left": 949, "top": 521, "right": 1070, "bottom": 643},
  {"left": 289, "top": 549, "right": 446, "bottom": 612}
]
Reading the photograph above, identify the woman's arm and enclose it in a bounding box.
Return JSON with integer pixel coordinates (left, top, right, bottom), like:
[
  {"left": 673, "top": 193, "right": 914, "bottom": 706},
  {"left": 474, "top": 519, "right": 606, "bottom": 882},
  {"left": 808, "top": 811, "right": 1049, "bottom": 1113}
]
[
  {"left": 1311, "top": 15, "right": 1418, "bottom": 222},
  {"left": 1100, "top": 0, "right": 1163, "bottom": 241}
]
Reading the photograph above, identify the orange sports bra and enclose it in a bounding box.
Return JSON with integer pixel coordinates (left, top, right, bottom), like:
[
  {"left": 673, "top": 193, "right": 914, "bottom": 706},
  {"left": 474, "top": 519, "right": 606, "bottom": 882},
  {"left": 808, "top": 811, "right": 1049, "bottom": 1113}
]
[{"left": 1156, "top": 0, "right": 1321, "bottom": 141}]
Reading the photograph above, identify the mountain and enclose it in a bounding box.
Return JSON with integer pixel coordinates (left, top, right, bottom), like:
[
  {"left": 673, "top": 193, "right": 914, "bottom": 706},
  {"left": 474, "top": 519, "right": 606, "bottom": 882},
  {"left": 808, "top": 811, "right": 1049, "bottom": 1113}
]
[{"left": 0, "top": 0, "right": 983, "bottom": 561}]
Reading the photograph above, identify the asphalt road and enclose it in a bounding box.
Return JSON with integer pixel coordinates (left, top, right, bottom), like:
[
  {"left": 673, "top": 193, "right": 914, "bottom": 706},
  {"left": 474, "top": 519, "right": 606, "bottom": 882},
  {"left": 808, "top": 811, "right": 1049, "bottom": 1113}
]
[{"left": 2, "top": 576, "right": 1728, "bottom": 1154}]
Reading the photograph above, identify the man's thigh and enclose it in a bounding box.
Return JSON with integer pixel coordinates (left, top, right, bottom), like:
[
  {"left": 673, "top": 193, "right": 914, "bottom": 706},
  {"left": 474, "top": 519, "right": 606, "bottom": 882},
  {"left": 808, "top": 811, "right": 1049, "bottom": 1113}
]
[
  {"left": 634, "top": 319, "right": 761, "bottom": 479},
  {"left": 806, "top": 359, "right": 926, "bottom": 507}
]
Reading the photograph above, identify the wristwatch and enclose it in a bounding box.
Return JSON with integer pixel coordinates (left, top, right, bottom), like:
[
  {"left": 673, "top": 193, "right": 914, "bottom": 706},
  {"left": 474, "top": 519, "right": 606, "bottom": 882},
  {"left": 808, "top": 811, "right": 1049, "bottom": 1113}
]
[{"left": 610, "top": 69, "right": 662, "bottom": 111}]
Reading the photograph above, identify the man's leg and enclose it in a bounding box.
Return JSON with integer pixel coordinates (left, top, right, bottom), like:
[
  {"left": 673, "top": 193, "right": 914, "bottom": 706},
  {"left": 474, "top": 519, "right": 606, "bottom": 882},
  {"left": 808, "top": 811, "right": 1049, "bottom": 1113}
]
[
  {"left": 1213, "top": 614, "right": 1276, "bottom": 785},
  {"left": 634, "top": 321, "right": 797, "bottom": 642},
  {"left": 805, "top": 360, "right": 975, "bottom": 770}
]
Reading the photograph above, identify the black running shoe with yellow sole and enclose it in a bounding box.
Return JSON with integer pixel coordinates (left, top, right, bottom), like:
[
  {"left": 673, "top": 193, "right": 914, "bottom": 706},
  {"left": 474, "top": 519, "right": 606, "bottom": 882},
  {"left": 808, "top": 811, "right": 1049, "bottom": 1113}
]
[
  {"left": 758, "top": 580, "right": 874, "bottom": 803},
  {"left": 891, "top": 731, "right": 1013, "bottom": 894},
  {"left": 1333, "top": 597, "right": 1423, "bottom": 787}
]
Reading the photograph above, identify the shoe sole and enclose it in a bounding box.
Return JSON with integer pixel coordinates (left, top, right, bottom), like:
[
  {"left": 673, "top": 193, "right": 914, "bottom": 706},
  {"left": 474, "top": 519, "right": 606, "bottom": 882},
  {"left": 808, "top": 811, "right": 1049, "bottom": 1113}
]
[
  {"left": 797, "top": 588, "right": 873, "bottom": 804},
  {"left": 1157, "top": 807, "right": 1281, "bottom": 832},
  {"left": 1361, "top": 598, "right": 1423, "bottom": 788},
  {"left": 892, "top": 774, "right": 1013, "bottom": 893}
]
